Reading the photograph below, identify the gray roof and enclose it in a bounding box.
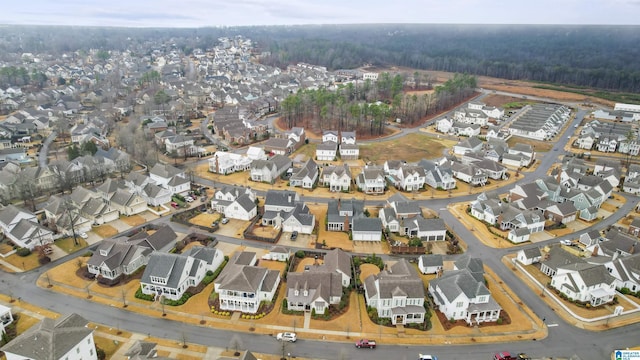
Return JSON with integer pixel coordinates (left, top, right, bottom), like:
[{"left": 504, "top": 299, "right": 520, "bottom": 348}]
[
  {"left": 577, "top": 265, "right": 616, "bottom": 287},
  {"left": 1, "top": 313, "right": 92, "bottom": 360},
  {"left": 150, "top": 163, "right": 183, "bottom": 179},
  {"left": 419, "top": 254, "right": 443, "bottom": 267},
  {"left": 365, "top": 259, "right": 425, "bottom": 299},
  {"left": 391, "top": 201, "right": 421, "bottom": 216},
  {"left": 287, "top": 272, "right": 343, "bottom": 306},
  {"left": 542, "top": 246, "right": 588, "bottom": 272},
  {"left": 430, "top": 268, "right": 490, "bottom": 302},
  {"left": 521, "top": 247, "right": 542, "bottom": 259},
  {"left": 353, "top": 217, "right": 382, "bottom": 232},
  {"left": 141, "top": 252, "right": 192, "bottom": 288}
]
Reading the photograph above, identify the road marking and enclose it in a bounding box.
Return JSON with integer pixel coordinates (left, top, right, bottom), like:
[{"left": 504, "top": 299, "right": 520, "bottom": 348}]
[
  {"left": 547, "top": 323, "right": 559, "bottom": 327},
  {"left": 439, "top": 208, "right": 447, "bottom": 210}
]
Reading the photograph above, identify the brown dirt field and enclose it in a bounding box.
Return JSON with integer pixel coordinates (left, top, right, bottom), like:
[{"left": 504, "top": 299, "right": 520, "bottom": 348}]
[
  {"left": 507, "top": 136, "right": 553, "bottom": 153},
  {"left": 0, "top": 242, "right": 14, "bottom": 255},
  {"left": 120, "top": 214, "right": 146, "bottom": 227},
  {"left": 93, "top": 224, "right": 118, "bottom": 238},
  {"left": 620, "top": 215, "right": 637, "bottom": 226},
  {"left": 360, "top": 133, "right": 456, "bottom": 163},
  {"left": 482, "top": 94, "right": 527, "bottom": 108},
  {"left": 292, "top": 143, "right": 317, "bottom": 161},
  {"left": 359, "top": 263, "right": 380, "bottom": 284}
]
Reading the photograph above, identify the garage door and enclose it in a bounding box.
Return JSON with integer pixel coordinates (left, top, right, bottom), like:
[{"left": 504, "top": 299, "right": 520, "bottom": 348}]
[{"left": 355, "top": 232, "right": 379, "bottom": 241}]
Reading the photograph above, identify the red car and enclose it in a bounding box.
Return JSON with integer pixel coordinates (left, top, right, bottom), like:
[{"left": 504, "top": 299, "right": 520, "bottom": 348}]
[
  {"left": 494, "top": 352, "right": 516, "bottom": 360},
  {"left": 170, "top": 202, "right": 179, "bottom": 208}
]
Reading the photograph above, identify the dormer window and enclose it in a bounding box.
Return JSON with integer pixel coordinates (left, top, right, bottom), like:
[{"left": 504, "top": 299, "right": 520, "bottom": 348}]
[{"left": 100, "top": 249, "right": 108, "bottom": 256}]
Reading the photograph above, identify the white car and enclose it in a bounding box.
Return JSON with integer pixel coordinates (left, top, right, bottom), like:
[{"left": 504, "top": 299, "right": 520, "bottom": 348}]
[
  {"left": 418, "top": 355, "right": 438, "bottom": 360},
  {"left": 221, "top": 218, "right": 229, "bottom": 224},
  {"left": 276, "top": 332, "right": 297, "bottom": 342},
  {"left": 79, "top": 232, "right": 89, "bottom": 239},
  {"left": 560, "top": 239, "right": 572, "bottom": 246},
  {"left": 185, "top": 196, "right": 194, "bottom": 203}
]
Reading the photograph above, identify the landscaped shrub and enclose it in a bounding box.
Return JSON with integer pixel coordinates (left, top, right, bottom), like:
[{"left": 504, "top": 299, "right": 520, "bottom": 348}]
[
  {"left": 135, "top": 288, "right": 154, "bottom": 301},
  {"left": 295, "top": 250, "right": 305, "bottom": 258},
  {"left": 164, "top": 292, "right": 192, "bottom": 306},
  {"left": 82, "top": 251, "right": 93, "bottom": 257},
  {"left": 16, "top": 248, "right": 31, "bottom": 257}
]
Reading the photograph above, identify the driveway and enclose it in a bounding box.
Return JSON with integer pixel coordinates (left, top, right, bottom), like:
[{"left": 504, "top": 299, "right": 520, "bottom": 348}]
[{"left": 108, "top": 219, "right": 133, "bottom": 233}]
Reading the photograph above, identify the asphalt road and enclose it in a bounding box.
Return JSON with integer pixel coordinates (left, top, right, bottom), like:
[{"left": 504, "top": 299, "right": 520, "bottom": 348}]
[
  {"left": 38, "top": 131, "right": 57, "bottom": 167},
  {"left": 4, "top": 104, "right": 639, "bottom": 359}
]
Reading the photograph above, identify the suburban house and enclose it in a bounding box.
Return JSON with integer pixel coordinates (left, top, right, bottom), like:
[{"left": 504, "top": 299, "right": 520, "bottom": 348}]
[
  {"left": 261, "top": 190, "right": 315, "bottom": 234},
  {"left": 429, "top": 256, "right": 502, "bottom": 325},
  {"left": 208, "top": 151, "right": 252, "bottom": 175},
  {"left": 384, "top": 163, "right": 426, "bottom": 192},
  {"left": 214, "top": 251, "right": 281, "bottom": 314},
  {"left": 149, "top": 163, "right": 190, "bottom": 195},
  {"left": 352, "top": 217, "right": 383, "bottom": 241},
  {"left": 0, "top": 304, "right": 13, "bottom": 335},
  {"left": 604, "top": 253, "right": 640, "bottom": 293},
  {"left": 326, "top": 198, "right": 365, "bottom": 232},
  {"left": 418, "top": 159, "right": 457, "bottom": 190},
  {"left": 211, "top": 186, "right": 257, "bottom": 221},
  {"left": 451, "top": 162, "right": 488, "bottom": 186},
  {"left": 140, "top": 246, "right": 224, "bottom": 301},
  {"left": 356, "top": 166, "right": 386, "bottom": 194},
  {"left": 453, "top": 101, "right": 504, "bottom": 126},
  {"left": 550, "top": 261, "right": 617, "bottom": 307},
  {"left": 418, "top": 254, "right": 443, "bottom": 274},
  {"left": 321, "top": 164, "right": 352, "bottom": 192},
  {"left": 0, "top": 204, "right": 53, "bottom": 250},
  {"left": 453, "top": 136, "right": 483, "bottom": 155},
  {"left": 289, "top": 158, "right": 319, "bottom": 189},
  {"left": 315, "top": 141, "right": 338, "bottom": 161},
  {"left": 250, "top": 154, "right": 292, "bottom": 184},
  {"left": 516, "top": 247, "right": 542, "bottom": 265},
  {"left": 108, "top": 188, "right": 148, "bottom": 216},
  {"left": 41, "top": 195, "right": 92, "bottom": 236},
  {"left": 86, "top": 225, "right": 177, "bottom": 282},
  {"left": 402, "top": 217, "right": 447, "bottom": 240},
  {"left": 1, "top": 313, "right": 97, "bottom": 360},
  {"left": 364, "top": 259, "right": 426, "bottom": 325},
  {"left": 286, "top": 249, "right": 352, "bottom": 313},
  {"left": 508, "top": 103, "right": 570, "bottom": 140}
]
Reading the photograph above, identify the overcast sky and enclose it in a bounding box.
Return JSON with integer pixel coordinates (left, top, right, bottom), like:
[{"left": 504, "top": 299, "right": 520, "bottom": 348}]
[{"left": 2, "top": 0, "right": 639, "bottom": 27}]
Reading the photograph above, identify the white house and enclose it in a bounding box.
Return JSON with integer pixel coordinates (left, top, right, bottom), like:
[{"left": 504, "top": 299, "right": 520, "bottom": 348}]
[
  {"left": 0, "top": 304, "right": 13, "bottom": 336},
  {"left": 289, "top": 158, "right": 319, "bottom": 189},
  {"left": 215, "top": 251, "right": 281, "bottom": 314},
  {"left": 436, "top": 118, "right": 453, "bottom": 134},
  {"left": 208, "top": 151, "right": 252, "bottom": 175},
  {"left": 140, "top": 246, "right": 225, "bottom": 301},
  {"left": 550, "top": 265, "right": 616, "bottom": 307},
  {"left": 516, "top": 247, "right": 542, "bottom": 265},
  {"left": 0, "top": 204, "right": 53, "bottom": 250},
  {"left": 321, "top": 164, "right": 352, "bottom": 192},
  {"left": 418, "top": 254, "right": 443, "bottom": 275},
  {"left": 316, "top": 141, "right": 338, "bottom": 161},
  {"left": 1, "top": 313, "right": 97, "bottom": 360},
  {"left": 429, "top": 264, "right": 501, "bottom": 325},
  {"left": 356, "top": 167, "right": 386, "bottom": 194},
  {"left": 352, "top": 217, "right": 382, "bottom": 241},
  {"left": 363, "top": 259, "right": 426, "bottom": 325}
]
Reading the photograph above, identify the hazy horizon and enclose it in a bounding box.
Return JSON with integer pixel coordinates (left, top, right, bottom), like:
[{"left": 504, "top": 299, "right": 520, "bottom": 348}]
[{"left": 2, "top": 0, "right": 639, "bottom": 28}]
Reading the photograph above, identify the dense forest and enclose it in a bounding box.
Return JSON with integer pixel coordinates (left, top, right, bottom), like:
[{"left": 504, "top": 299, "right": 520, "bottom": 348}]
[{"left": 1, "top": 24, "right": 639, "bottom": 92}]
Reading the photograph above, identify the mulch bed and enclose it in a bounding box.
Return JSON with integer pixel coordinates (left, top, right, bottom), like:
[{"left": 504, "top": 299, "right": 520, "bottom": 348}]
[{"left": 434, "top": 308, "right": 511, "bottom": 331}]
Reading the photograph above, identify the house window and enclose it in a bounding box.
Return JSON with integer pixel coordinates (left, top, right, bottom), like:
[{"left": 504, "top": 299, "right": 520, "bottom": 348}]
[{"left": 456, "top": 301, "right": 463, "bottom": 308}]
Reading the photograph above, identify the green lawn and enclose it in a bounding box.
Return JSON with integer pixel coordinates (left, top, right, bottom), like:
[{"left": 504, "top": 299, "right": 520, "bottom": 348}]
[{"left": 55, "top": 237, "right": 89, "bottom": 254}]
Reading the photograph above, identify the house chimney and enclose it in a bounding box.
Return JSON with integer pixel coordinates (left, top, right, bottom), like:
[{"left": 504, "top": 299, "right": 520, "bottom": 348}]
[
  {"left": 591, "top": 244, "right": 599, "bottom": 257},
  {"left": 630, "top": 243, "right": 636, "bottom": 254}
]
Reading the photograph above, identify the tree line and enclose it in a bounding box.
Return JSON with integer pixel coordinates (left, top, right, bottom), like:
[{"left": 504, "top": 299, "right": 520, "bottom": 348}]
[{"left": 280, "top": 73, "right": 476, "bottom": 135}]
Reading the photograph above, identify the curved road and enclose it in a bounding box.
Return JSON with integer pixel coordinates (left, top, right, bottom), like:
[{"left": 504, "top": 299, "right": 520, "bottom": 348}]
[{"left": 4, "top": 105, "right": 639, "bottom": 359}]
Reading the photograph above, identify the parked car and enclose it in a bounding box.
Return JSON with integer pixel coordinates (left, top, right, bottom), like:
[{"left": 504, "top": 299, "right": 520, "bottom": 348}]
[
  {"left": 276, "top": 332, "right": 297, "bottom": 342},
  {"left": 212, "top": 220, "right": 219, "bottom": 227},
  {"left": 418, "top": 355, "right": 438, "bottom": 360},
  {"left": 79, "top": 232, "right": 88, "bottom": 239},
  {"left": 170, "top": 202, "right": 179, "bottom": 208},
  {"left": 560, "top": 239, "right": 572, "bottom": 246},
  {"left": 516, "top": 353, "right": 531, "bottom": 360},
  {"left": 291, "top": 231, "right": 298, "bottom": 240},
  {"left": 355, "top": 339, "right": 376, "bottom": 349},
  {"left": 221, "top": 218, "right": 229, "bottom": 224},
  {"left": 494, "top": 351, "right": 516, "bottom": 360},
  {"left": 185, "top": 196, "right": 194, "bottom": 203}
]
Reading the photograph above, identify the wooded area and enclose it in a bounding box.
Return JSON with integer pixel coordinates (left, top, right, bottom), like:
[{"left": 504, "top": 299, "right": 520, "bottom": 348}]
[
  {"left": 280, "top": 73, "right": 476, "bottom": 135},
  {"left": 0, "top": 24, "right": 638, "bottom": 92}
]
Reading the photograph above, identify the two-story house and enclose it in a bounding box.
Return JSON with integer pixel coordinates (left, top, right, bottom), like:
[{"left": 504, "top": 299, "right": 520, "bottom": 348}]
[
  {"left": 214, "top": 251, "right": 281, "bottom": 314},
  {"left": 356, "top": 166, "right": 386, "bottom": 194},
  {"left": 140, "top": 246, "right": 225, "bottom": 301},
  {"left": 321, "top": 164, "right": 352, "bottom": 192},
  {"left": 364, "top": 259, "right": 426, "bottom": 325}
]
